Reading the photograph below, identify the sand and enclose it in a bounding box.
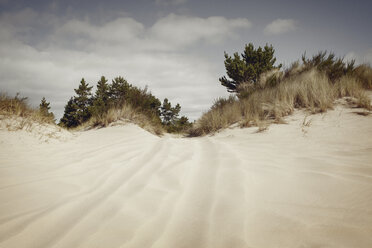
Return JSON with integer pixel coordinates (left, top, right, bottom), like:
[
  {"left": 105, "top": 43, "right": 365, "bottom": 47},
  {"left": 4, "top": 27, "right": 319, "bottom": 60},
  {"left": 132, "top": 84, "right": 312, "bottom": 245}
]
[{"left": 0, "top": 104, "right": 372, "bottom": 248}]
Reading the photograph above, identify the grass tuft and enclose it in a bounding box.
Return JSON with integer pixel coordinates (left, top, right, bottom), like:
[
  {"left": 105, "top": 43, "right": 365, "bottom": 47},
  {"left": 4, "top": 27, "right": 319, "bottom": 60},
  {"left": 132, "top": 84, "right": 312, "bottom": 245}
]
[
  {"left": 0, "top": 93, "right": 55, "bottom": 130},
  {"left": 79, "top": 104, "right": 164, "bottom": 135},
  {"left": 188, "top": 68, "right": 371, "bottom": 136}
]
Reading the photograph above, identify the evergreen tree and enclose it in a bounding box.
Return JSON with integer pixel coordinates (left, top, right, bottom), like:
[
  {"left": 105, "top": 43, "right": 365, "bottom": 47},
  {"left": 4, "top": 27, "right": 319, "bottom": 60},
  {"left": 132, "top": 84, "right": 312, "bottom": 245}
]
[
  {"left": 172, "top": 116, "right": 192, "bottom": 132},
  {"left": 160, "top": 98, "right": 181, "bottom": 125},
  {"left": 91, "top": 76, "right": 110, "bottom": 116},
  {"left": 109, "top": 76, "right": 130, "bottom": 105},
  {"left": 60, "top": 78, "right": 93, "bottom": 128},
  {"left": 60, "top": 97, "right": 79, "bottom": 127},
  {"left": 74, "top": 78, "right": 93, "bottom": 123},
  {"left": 219, "top": 43, "right": 281, "bottom": 92},
  {"left": 39, "top": 97, "right": 55, "bottom": 121}
]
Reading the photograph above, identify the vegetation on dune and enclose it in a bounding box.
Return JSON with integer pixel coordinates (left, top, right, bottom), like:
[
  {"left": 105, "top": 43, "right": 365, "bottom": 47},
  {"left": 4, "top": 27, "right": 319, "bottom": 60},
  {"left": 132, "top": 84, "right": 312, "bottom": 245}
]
[
  {"left": 2, "top": 43, "right": 371, "bottom": 136},
  {"left": 219, "top": 43, "right": 281, "bottom": 93},
  {"left": 0, "top": 93, "right": 56, "bottom": 130},
  {"left": 188, "top": 47, "right": 372, "bottom": 136},
  {"left": 39, "top": 97, "right": 55, "bottom": 120},
  {"left": 59, "top": 76, "right": 191, "bottom": 134}
]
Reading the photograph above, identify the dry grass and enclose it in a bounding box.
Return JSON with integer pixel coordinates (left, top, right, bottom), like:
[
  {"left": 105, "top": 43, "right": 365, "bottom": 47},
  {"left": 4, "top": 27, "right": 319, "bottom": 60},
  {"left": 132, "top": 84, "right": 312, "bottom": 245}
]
[
  {"left": 353, "top": 64, "right": 372, "bottom": 89},
  {"left": 188, "top": 68, "right": 371, "bottom": 136},
  {"left": 79, "top": 104, "right": 164, "bottom": 135},
  {"left": 0, "top": 93, "right": 55, "bottom": 130},
  {"left": 333, "top": 75, "right": 371, "bottom": 109}
]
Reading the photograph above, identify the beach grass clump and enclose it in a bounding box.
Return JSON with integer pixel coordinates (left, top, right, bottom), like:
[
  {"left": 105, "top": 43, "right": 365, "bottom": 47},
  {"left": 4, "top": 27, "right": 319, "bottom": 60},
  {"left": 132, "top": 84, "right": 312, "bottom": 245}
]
[
  {"left": 188, "top": 67, "right": 371, "bottom": 136},
  {"left": 0, "top": 93, "right": 55, "bottom": 130},
  {"left": 81, "top": 103, "right": 164, "bottom": 135}
]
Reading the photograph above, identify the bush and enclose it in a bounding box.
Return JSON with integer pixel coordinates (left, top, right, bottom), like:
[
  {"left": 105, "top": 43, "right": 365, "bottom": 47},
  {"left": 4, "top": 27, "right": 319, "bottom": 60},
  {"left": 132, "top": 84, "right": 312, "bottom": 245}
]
[
  {"left": 219, "top": 43, "right": 281, "bottom": 93},
  {"left": 83, "top": 104, "right": 164, "bottom": 135},
  {"left": 60, "top": 78, "right": 93, "bottom": 128},
  {"left": 301, "top": 51, "right": 355, "bottom": 82},
  {"left": 39, "top": 97, "right": 55, "bottom": 122},
  {"left": 334, "top": 75, "right": 371, "bottom": 109},
  {"left": 0, "top": 93, "right": 56, "bottom": 130},
  {"left": 188, "top": 68, "right": 371, "bottom": 136},
  {"left": 353, "top": 64, "right": 372, "bottom": 89}
]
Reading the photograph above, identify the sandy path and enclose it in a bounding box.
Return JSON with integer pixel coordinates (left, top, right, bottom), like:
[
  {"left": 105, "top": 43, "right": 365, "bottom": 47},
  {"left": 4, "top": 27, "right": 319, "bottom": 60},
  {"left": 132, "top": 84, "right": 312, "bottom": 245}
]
[{"left": 0, "top": 106, "right": 372, "bottom": 248}]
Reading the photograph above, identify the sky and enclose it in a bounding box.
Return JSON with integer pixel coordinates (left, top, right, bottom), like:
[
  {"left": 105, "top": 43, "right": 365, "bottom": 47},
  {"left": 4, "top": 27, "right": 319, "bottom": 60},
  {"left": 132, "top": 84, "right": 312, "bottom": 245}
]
[{"left": 0, "top": 0, "right": 371, "bottom": 121}]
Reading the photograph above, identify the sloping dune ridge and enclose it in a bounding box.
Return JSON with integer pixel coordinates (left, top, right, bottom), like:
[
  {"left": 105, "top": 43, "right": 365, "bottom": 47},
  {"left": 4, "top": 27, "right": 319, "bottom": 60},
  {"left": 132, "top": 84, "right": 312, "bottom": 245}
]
[{"left": 0, "top": 104, "right": 372, "bottom": 248}]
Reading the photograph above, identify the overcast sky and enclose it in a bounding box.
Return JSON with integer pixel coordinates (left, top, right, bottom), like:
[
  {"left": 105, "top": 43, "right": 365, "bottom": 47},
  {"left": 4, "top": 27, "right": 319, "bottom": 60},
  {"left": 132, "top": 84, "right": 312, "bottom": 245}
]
[{"left": 1, "top": 0, "right": 371, "bottom": 121}]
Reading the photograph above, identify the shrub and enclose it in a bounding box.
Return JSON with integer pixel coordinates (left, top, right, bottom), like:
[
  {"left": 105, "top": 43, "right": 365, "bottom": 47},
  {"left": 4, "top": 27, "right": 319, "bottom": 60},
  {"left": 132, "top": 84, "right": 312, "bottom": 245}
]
[
  {"left": 39, "top": 97, "right": 55, "bottom": 122},
  {"left": 219, "top": 43, "right": 281, "bottom": 93},
  {"left": 0, "top": 93, "right": 55, "bottom": 130},
  {"left": 301, "top": 51, "right": 355, "bottom": 82},
  {"left": 188, "top": 68, "right": 371, "bottom": 136},
  {"left": 60, "top": 78, "right": 93, "bottom": 128},
  {"left": 353, "top": 64, "right": 372, "bottom": 89},
  {"left": 334, "top": 75, "right": 371, "bottom": 109},
  {"left": 84, "top": 104, "right": 164, "bottom": 135},
  {"left": 0, "top": 93, "right": 29, "bottom": 117}
]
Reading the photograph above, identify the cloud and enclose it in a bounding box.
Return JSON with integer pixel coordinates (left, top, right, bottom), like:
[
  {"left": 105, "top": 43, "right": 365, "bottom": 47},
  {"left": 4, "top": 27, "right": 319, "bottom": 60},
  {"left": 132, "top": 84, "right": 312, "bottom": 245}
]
[
  {"left": 0, "top": 11, "right": 250, "bottom": 120},
  {"left": 264, "top": 19, "right": 297, "bottom": 35},
  {"left": 345, "top": 49, "right": 372, "bottom": 65},
  {"left": 47, "top": 13, "right": 251, "bottom": 52},
  {"left": 150, "top": 14, "right": 251, "bottom": 49},
  {"left": 155, "top": 0, "right": 187, "bottom": 6}
]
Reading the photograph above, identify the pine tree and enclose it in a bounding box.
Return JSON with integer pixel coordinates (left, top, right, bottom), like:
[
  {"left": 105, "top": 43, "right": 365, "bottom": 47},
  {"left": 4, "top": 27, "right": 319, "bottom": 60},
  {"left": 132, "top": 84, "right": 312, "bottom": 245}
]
[
  {"left": 39, "top": 97, "right": 55, "bottom": 122},
  {"left": 60, "top": 78, "right": 93, "bottom": 128},
  {"left": 91, "top": 76, "right": 110, "bottom": 116},
  {"left": 160, "top": 98, "right": 181, "bottom": 125},
  {"left": 109, "top": 76, "right": 130, "bottom": 105},
  {"left": 60, "top": 97, "right": 79, "bottom": 127},
  {"left": 74, "top": 78, "right": 93, "bottom": 123},
  {"left": 219, "top": 43, "right": 281, "bottom": 92}
]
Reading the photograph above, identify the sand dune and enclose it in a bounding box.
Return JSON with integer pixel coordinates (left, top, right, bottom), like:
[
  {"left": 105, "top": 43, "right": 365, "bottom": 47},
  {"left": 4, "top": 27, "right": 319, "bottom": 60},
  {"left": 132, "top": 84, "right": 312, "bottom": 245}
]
[{"left": 0, "top": 105, "right": 372, "bottom": 248}]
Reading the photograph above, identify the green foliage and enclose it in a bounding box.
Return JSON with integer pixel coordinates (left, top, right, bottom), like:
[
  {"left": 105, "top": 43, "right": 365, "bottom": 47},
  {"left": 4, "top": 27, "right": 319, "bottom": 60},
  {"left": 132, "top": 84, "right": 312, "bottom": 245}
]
[
  {"left": 107, "top": 76, "right": 161, "bottom": 117},
  {"left": 160, "top": 98, "right": 180, "bottom": 125},
  {"left": 159, "top": 98, "right": 191, "bottom": 133},
  {"left": 301, "top": 51, "right": 355, "bottom": 82},
  {"left": 39, "top": 97, "right": 55, "bottom": 121},
  {"left": 219, "top": 43, "right": 281, "bottom": 93},
  {"left": 60, "top": 78, "right": 93, "bottom": 128},
  {"left": 125, "top": 85, "right": 161, "bottom": 117},
  {"left": 167, "top": 116, "right": 192, "bottom": 133},
  {"left": 109, "top": 76, "right": 130, "bottom": 105},
  {"left": 91, "top": 76, "right": 110, "bottom": 117},
  {"left": 60, "top": 76, "right": 190, "bottom": 133},
  {"left": 60, "top": 97, "right": 79, "bottom": 128}
]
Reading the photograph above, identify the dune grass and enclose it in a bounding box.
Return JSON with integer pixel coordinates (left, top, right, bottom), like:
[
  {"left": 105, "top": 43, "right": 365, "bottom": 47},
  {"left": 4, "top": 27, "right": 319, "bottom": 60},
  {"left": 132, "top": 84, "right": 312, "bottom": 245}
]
[
  {"left": 0, "top": 93, "right": 55, "bottom": 130},
  {"left": 188, "top": 68, "right": 371, "bottom": 136},
  {"left": 78, "top": 104, "right": 164, "bottom": 135}
]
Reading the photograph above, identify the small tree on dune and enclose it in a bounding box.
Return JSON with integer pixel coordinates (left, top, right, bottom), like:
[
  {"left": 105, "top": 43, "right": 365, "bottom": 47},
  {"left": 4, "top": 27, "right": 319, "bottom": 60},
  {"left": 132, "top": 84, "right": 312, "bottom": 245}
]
[
  {"left": 74, "top": 78, "right": 93, "bottom": 123},
  {"left": 60, "top": 97, "right": 79, "bottom": 127},
  {"left": 219, "top": 43, "right": 281, "bottom": 93},
  {"left": 60, "top": 78, "right": 93, "bottom": 128},
  {"left": 39, "top": 97, "right": 55, "bottom": 122},
  {"left": 160, "top": 98, "right": 181, "bottom": 126},
  {"left": 109, "top": 76, "right": 130, "bottom": 105},
  {"left": 91, "top": 76, "right": 110, "bottom": 117}
]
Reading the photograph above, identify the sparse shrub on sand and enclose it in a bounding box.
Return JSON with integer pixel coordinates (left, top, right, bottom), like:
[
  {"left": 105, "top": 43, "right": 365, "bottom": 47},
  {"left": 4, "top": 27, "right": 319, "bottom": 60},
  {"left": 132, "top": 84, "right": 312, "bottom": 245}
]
[
  {"left": 0, "top": 93, "right": 56, "bottom": 130},
  {"left": 82, "top": 104, "right": 164, "bottom": 135},
  {"left": 187, "top": 47, "right": 372, "bottom": 137},
  {"left": 59, "top": 76, "right": 191, "bottom": 135},
  {"left": 353, "top": 64, "right": 372, "bottom": 89},
  {"left": 301, "top": 51, "right": 355, "bottom": 82},
  {"left": 188, "top": 64, "right": 372, "bottom": 136},
  {"left": 219, "top": 43, "right": 282, "bottom": 93}
]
